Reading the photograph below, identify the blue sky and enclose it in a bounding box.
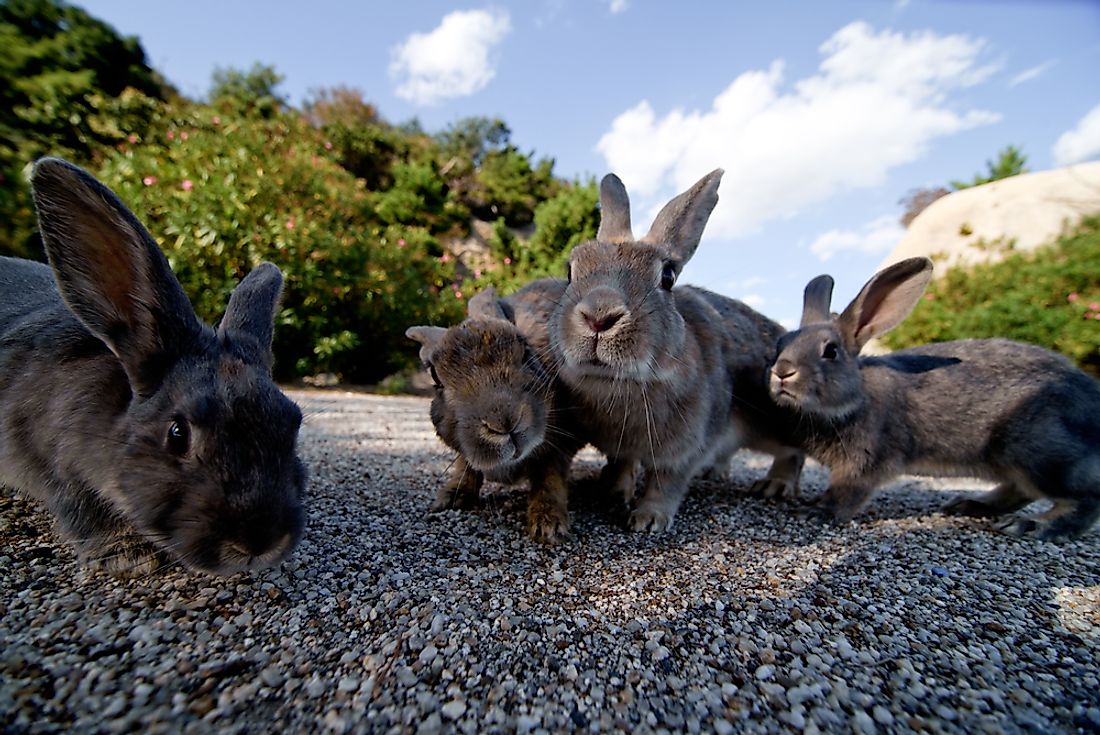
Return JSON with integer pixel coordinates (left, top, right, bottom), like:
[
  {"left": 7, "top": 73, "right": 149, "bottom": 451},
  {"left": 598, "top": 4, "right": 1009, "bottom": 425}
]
[{"left": 80, "top": 0, "right": 1100, "bottom": 327}]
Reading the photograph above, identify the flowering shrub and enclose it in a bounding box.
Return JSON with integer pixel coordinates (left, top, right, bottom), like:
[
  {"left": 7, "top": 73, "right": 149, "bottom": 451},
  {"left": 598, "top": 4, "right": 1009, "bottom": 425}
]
[
  {"left": 884, "top": 216, "right": 1100, "bottom": 376},
  {"left": 98, "top": 109, "right": 462, "bottom": 382}
]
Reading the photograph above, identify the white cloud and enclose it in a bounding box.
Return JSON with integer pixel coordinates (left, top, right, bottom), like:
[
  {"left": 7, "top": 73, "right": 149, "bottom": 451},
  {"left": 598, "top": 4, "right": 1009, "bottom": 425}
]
[
  {"left": 724, "top": 275, "right": 768, "bottom": 291},
  {"left": 1053, "top": 103, "right": 1100, "bottom": 166},
  {"left": 596, "top": 22, "right": 1000, "bottom": 240},
  {"left": 608, "top": 0, "right": 630, "bottom": 13},
  {"left": 809, "top": 214, "right": 905, "bottom": 262},
  {"left": 739, "top": 293, "right": 768, "bottom": 309},
  {"left": 1009, "top": 59, "right": 1056, "bottom": 87},
  {"left": 390, "top": 9, "right": 511, "bottom": 106}
]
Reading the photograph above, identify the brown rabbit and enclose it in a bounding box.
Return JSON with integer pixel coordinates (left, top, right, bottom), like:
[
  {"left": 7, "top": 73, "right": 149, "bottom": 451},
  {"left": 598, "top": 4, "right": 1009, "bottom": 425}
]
[
  {"left": 407, "top": 278, "right": 587, "bottom": 542},
  {"left": 550, "top": 171, "right": 804, "bottom": 532},
  {"left": 768, "top": 256, "right": 1100, "bottom": 540}
]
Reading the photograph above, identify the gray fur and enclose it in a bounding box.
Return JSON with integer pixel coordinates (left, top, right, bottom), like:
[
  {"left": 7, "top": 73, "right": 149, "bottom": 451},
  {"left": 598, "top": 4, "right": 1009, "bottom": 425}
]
[
  {"left": 406, "top": 278, "right": 587, "bottom": 542},
  {"left": 551, "top": 171, "right": 805, "bottom": 532},
  {"left": 769, "top": 256, "right": 1100, "bottom": 540},
  {"left": 0, "top": 158, "right": 306, "bottom": 576}
]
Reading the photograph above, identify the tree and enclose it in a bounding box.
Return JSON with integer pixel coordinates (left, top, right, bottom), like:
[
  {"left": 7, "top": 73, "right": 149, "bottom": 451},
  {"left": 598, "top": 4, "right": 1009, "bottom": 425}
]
[
  {"left": 0, "top": 0, "right": 170, "bottom": 256},
  {"left": 950, "top": 145, "right": 1029, "bottom": 190},
  {"left": 209, "top": 63, "right": 285, "bottom": 118},
  {"left": 898, "top": 186, "right": 950, "bottom": 228}
]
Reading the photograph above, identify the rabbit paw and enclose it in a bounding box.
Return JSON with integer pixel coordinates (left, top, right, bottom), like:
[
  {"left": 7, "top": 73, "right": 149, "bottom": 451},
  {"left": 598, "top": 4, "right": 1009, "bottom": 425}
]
[
  {"left": 429, "top": 486, "right": 480, "bottom": 513},
  {"left": 82, "top": 537, "right": 167, "bottom": 578},
  {"left": 995, "top": 517, "right": 1040, "bottom": 538},
  {"left": 699, "top": 465, "right": 729, "bottom": 482},
  {"left": 941, "top": 496, "right": 996, "bottom": 517},
  {"left": 750, "top": 478, "right": 799, "bottom": 500},
  {"left": 527, "top": 502, "right": 570, "bottom": 544},
  {"left": 628, "top": 506, "right": 676, "bottom": 533}
]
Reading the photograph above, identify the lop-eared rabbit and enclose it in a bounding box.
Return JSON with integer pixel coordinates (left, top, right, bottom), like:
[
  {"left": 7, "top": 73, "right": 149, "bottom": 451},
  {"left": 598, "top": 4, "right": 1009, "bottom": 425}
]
[
  {"left": 768, "top": 256, "right": 1100, "bottom": 540},
  {"left": 407, "top": 278, "right": 586, "bottom": 542},
  {"left": 552, "top": 171, "right": 804, "bottom": 532},
  {"left": 0, "top": 158, "right": 306, "bottom": 576}
]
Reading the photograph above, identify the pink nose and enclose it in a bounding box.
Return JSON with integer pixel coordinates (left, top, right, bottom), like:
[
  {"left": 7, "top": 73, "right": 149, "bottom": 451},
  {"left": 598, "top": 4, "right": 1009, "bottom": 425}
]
[{"left": 582, "top": 309, "right": 624, "bottom": 334}]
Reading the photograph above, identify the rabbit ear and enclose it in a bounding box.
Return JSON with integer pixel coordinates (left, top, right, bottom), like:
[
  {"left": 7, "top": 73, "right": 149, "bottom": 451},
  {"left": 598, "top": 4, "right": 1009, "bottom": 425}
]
[
  {"left": 639, "top": 168, "right": 723, "bottom": 263},
  {"left": 597, "top": 174, "right": 633, "bottom": 243},
  {"left": 406, "top": 325, "right": 447, "bottom": 364},
  {"left": 218, "top": 262, "right": 284, "bottom": 368},
  {"left": 836, "top": 257, "right": 934, "bottom": 352},
  {"left": 467, "top": 286, "right": 507, "bottom": 321},
  {"left": 801, "top": 275, "right": 835, "bottom": 328},
  {"left": 31, "top": 157, "right": 204, "bottom": 395}
]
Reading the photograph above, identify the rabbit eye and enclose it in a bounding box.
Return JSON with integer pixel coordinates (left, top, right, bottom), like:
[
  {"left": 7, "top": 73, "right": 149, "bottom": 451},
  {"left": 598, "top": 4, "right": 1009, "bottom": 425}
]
[
  {"left": 822, "top": 342, "right": 839, "bottom": 361},
  {"left": 428, "top": 364, "right": 443, "bottom": 387},
  {"left": 166, "top": 419, "right": 191, "bottom": 456},
  {"left": 660, "top": 263, "right": 676, "bottom": 291}
]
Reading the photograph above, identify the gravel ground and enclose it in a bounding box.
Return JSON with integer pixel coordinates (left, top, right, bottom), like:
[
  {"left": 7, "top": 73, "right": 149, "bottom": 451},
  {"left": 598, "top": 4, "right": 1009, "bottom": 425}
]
[{"left": 2, "top": 388, "right": 1098, "bottom": 734}]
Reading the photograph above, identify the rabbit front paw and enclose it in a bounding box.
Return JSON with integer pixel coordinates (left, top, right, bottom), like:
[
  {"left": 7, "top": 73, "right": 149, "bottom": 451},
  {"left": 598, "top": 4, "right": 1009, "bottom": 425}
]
[
  {"left": 628, "top": 505, "right": 676, "bottom": 533},
  {"left": 750, "top": 477, "right": 799, "bottom": 500},
  {"left": 429, "top": 484, "right": 480, "bottom": 512},
  {"left": 527, "top": 501, "right": 570, "bottom": 543},
  {"left": 81, "top": 536, "right": 167, "bottom": 578}
]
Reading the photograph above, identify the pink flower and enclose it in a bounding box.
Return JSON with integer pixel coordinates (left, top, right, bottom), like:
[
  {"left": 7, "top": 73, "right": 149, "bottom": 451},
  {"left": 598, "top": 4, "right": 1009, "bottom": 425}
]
[
  {"left": 455, "top": 291, "right": 463, "bottom": 299},
  {"left": 285, "top": 218, "right": 296, "bottom": 230},
  {"left": 166, "top": 130, "right": 175, "bottom": 141},
  {"left": 212, "top": 115, "right": 221, "bottom": 125},
  {"left": 142, "top": 176, "right": 157, "bottom": 186},
  {"left": 181, "top": 179, "right": 193, "bottom": 191},
  {"left": 180, "top": 131, "right": 189, "bottom": 141},
  {"left": 924, "top": 293, "right": 935, "bottom": 301},
  {"left": 441, "top": 253, "right": 451, "bottom": 263},
  {"left": 503, "top": 257, "right": 512, "bottom": 265},
  {"left": 127, "top": 134, "right": 139, "bottom": 144},
  {"left": 473, "top": 269, "right": 482, "bottom": 279},
  {"left": 1094, "top": 313, "right": 1100, "bottom": 321},
  {"left": 1068, "top": 293, "right": 1080, "bottom": 302},
  {"left": 324, "top": 141, "right": 333, "bottom": 150},
  {"left": 1090, "top": 302, "right": 1100, "bottom": 311},
  {"left": 397, "top": 238, "right": 406, "bottom": 248}
]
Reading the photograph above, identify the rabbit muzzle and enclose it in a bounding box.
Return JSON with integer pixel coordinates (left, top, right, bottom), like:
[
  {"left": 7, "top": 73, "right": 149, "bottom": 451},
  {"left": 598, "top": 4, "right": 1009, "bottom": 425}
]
[
  {"left": 461, "top": 398, "right": 545, "bottom": 470},
  {"left": 769, "top": 359, "right": 802, "bottom": 406},
  {"left": 574, "top": 287, "right": 629, "bottom": 338}
]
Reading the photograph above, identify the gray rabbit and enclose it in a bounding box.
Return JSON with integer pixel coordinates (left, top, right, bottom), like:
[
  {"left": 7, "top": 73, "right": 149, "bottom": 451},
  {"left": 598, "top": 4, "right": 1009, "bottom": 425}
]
[
  {"left": 768, "top": 256, "right": 1100, "bottom": 540},
  {"left": 407, "top": 278, "right": 587, "bottom": 542},
  {"left": 0, "top": 158, "right": 306, "bottom": 576},
  {"left": 551, "top": 171, "right": 804, "bottom": 532}
]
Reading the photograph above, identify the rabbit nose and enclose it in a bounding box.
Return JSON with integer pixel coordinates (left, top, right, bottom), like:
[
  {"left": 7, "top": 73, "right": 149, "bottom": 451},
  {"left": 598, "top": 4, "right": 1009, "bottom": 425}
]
[
  {"left": 773, "top": 359, "right": 798, "bottom": 380},
  {"left": 576, "top": 288, "right": 628, "bottom": 335},
  {"left": 582, "top": 309, "right": 624, "bottom": 334}
]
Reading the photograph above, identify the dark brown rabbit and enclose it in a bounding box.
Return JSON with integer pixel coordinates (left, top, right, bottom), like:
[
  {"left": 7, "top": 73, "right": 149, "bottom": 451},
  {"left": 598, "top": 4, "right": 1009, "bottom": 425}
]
[
  {"left": 407, "top": 278, "right": 586, "bottom": 542},
  {"left": 551, "top": 171, "right": 804, "bottom": 532},
  {"left": 0, "top": 158, "right": 306, "bottom": 576},
  {"left": 768, "top": 256, "right": 1100, "bottom": 540}
]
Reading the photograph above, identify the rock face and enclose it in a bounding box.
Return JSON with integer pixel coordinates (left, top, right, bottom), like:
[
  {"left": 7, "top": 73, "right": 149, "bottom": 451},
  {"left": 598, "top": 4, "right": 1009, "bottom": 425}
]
[{"left": 882, "top": 160, "right": 1100, "bottom": 271}]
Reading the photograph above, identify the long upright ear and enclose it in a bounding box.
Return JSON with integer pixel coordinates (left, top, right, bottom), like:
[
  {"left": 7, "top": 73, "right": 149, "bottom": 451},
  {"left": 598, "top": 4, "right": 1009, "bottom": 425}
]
[
  {"left": 467, "top": 286, "right": 508, "bottom": 321},
  {"left": 639, "top": 168, "right": 723, "bottom": 263},
  {"left": 405, "top": 326, "right": 447, "bottom": 365},
  {"left": 31, "top": 157, "right": 205, "bottom": 396},
  {"left": 801, "top": 275, "right": 835, "bottom": 328},
  {"left": 836, "top": 257, "right": 934, "bottom": 352},
  {"left": 218, "top": 262, "right": 284, "bottom": 369},
  {"left": 597, "top": 174, "right": 633, "bottom": 243}
]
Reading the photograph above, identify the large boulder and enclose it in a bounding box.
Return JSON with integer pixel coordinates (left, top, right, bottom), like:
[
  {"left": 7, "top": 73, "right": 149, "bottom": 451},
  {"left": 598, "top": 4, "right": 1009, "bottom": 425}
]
[{"left": 882, "top": 160, "right": 1100, "bottom": 271}]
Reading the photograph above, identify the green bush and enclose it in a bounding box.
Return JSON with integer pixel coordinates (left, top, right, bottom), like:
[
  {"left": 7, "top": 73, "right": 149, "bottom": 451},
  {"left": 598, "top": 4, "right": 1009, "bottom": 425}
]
[
  {"left": 884, "top": 216, "right": 1100, "bottom": 376},
  {"left": 97, "top": 108, "right": 462, "bottom": 382},
  {"left": 468, "top": 179, "right": 598, "bottom": 295}
]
